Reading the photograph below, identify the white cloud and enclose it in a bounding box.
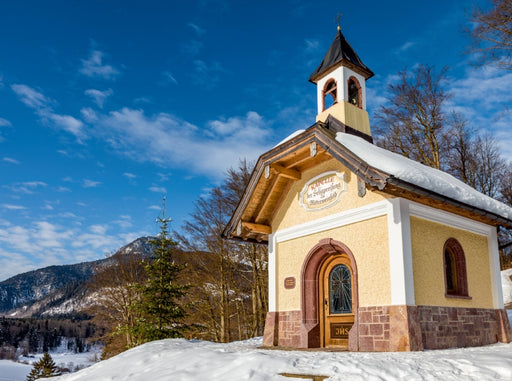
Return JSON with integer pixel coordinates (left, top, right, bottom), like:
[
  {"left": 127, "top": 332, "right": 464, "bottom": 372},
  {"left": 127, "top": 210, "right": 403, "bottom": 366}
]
[
  {"left": 92, "top": 108, "right": 271, "bottom": 179},
  {"left": 188, "top": 23, "right": 206, "bottom": 37},
  {"left": 149, "top": 186, "right": 167, "bottom": 194},
  {"left": 7, "top": 181, "right": 47, "bottom": 194},
  {"left": 448, "top": 65, "right": 512, "bottom": 160},
  {"left": 0, "top": 117, "right": 11, "bottom": 127},
  {"left": 161, "top": 71, "right": 178, "bottom": 85},
  {"left": 304, "top": 38, "right": 320, "bottom": 53},
  {"left": 11, "top": 84, "right": 51, "bottom": 109},
  {"left": 80, "top": 50, "right": 120, "bottom": 80},
  {"left": 83, "top": 179, "right": 101, "bottom": 188},
  {"left": 397, "top": 41, "right": 416, "bottom": 53},
  {"left": 90, "top": 224, "right": 107, "bottom": 235},
  {"left": 123, "top": 172, "right": 136, "bottom": 179},
  {"left": 2, "top": 157, "right": 20, "bottom": 164},
  {"left": 0, "top": 218, "right": 144, "bottom": 279},
  {"left": 47, "top": 113, "right": 84, "bottom": 138},
  {"left": 1, "top": 204, "right": 27, "bottom": 210},
  {"left": 0, "top": 117, "right": 10, "bottom": 142},
  {"left": 114, "top": 215, "right": 133, "bottom": 229},
  {"left": 85, "top": 88, "right": 113, "bottom": 108},
  {"left": 11, "top": 84, "right": 85, "bottom": 140}
]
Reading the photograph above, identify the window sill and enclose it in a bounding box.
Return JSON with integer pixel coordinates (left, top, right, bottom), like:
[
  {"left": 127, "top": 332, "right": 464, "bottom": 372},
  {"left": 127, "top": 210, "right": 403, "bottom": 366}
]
[{"left": 445, "top": 293, "right": 472, "bottom": 300}]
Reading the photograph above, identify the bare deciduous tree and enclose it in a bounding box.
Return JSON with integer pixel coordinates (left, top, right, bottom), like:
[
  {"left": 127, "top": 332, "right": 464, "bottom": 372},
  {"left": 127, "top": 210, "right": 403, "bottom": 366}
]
[
  {"left": 88, "top": 253, "right": 147, "bottom": 357},
  {"left": 223, "top": 160, "right": 268, "bottom": 337},
  {"left": 177, "top": 160, "right": 268, "bottom": 342},
  {"left": 374, "top": 65, "right": 450, "bottom": 169},
  {"left": 468, "top": 0, "right": 512, "bottom": 70}
]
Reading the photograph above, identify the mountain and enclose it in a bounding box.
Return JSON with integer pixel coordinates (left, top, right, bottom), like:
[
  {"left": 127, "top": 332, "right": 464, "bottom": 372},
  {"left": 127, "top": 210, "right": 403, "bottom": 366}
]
[{"left": 0, "top": 237, "right": 154, "bottom": 318}]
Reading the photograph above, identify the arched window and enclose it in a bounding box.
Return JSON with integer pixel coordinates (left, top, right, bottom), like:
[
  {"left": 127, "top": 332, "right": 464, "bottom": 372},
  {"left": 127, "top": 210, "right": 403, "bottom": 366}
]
[
  {"left": 347, "top": 77, "right": 362, "bottom": 108},
  {"left": 443, "top": 238, "right": 469, "bottom": 297},
  {"left": 322, "top": 79, "right": 337, "bottom": 110}
]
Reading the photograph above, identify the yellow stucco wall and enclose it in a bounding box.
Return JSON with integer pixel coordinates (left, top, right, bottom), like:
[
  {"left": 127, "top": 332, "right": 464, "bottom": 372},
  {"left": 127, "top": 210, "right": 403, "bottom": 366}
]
[
  {"left": 276, "top": 216, "right": 391, "bottom": 311},
  {"left": 316, "top": 101, "right": 371, "bottom": 136},
  {"left": 410, "top": 216, "right": 493, "bottom": 308},
  {"left": 272, "top": 158, "right": 390, "bottom": 231},
  {"left": 272, "top": 159, "right": 392, "bottom": 311}
]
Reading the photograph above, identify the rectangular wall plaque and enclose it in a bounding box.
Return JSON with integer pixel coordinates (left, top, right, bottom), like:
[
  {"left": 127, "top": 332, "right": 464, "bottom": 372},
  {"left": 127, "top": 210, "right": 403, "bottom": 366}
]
[{"left": 284, "top": 277, "right": 296, "bottom": 289}]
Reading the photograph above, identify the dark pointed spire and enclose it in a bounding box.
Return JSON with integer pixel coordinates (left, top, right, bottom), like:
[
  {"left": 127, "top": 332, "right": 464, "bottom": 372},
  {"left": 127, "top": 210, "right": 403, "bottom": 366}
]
[{"left": 309, "top": 29, "right": 374, "bottom": 83}]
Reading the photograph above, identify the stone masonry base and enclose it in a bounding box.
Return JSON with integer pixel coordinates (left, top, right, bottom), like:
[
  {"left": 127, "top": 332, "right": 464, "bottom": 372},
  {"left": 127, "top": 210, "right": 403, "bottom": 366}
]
[{"left": 262, "top": 305, "right": 511, "bottom": 351}]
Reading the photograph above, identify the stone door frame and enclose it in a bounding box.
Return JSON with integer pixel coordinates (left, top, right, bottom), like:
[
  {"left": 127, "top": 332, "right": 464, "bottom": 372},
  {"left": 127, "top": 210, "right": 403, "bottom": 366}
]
[{"left": 300, "top": 238, "right": 359, "bottom": 349}]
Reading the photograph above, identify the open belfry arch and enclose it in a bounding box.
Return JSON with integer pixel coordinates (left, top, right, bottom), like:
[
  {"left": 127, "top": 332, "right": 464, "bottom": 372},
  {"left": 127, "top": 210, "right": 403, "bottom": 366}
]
[{"left": 223, "top": 26, "right": 512, "bottom": 351}]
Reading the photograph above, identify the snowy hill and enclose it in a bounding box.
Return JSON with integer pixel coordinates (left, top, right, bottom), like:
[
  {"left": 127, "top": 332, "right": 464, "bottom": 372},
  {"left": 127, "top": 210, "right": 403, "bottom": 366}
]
[{"left": 46, "top": 337, "right": 512, "bottom": 381}]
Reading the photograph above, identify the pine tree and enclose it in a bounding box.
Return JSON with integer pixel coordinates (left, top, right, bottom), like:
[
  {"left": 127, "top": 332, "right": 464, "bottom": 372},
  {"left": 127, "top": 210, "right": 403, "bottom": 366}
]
[
  {"left": 133, "top": 199, "right": 190, "bottom": 342},
  {"left": 26, "top": 352, "right": 61, "bottom": 381}
]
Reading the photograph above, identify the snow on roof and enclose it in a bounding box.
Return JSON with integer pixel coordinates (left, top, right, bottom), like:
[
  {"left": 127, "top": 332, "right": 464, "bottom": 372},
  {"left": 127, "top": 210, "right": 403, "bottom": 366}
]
[
  {"left": 273, "top": 129, "right": 305, "bottom": 148},
  {"left": 336, "top": 132, "right": 512, "bottom": 221}
]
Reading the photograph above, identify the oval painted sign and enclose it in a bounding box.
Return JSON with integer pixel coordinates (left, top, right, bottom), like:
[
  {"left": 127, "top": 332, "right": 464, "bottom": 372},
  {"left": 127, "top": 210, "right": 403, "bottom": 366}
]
[{"left": 299, "top": 171, "right": 346, "bottom": 211}]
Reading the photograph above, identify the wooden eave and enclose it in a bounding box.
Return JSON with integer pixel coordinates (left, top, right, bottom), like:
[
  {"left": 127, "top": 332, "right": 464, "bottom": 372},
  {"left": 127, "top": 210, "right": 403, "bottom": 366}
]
[
  {"left": 222, "top": 124, "right": 389, "bottom": 244},
  {"left": 223, "top": 122, "right": 512, "bottom": 244},
  {"left": 384, "top": 177, "right": 512, "bottom": 229}
]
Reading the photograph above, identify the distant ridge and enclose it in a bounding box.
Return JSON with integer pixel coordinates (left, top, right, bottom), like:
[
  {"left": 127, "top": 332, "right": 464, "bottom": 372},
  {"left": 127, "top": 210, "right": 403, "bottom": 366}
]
[{"left": 0, "top": 236, "right": 154, "bottom": 318}]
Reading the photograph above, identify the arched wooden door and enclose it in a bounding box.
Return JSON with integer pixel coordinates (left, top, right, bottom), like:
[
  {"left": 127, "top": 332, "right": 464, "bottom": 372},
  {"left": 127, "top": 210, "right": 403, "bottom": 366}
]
[{"left": 320, "top": 256, "right": 354, "bottom": 348}]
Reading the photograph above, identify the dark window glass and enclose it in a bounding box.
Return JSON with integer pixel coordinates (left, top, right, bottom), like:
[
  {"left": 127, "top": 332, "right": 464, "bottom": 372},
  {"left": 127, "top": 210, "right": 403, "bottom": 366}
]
[
  {"left": 444, "top": 249, "right": 456, "bottom": 294},
  {"left": 329, "top": 264, "right": 352, "bottom": 314}
]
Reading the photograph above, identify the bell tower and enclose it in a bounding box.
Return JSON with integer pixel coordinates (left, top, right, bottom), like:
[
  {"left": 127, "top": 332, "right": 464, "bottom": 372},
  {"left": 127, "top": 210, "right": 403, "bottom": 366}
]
[{"left": 309, "top": 26, "right": 374, "bottom": 138}]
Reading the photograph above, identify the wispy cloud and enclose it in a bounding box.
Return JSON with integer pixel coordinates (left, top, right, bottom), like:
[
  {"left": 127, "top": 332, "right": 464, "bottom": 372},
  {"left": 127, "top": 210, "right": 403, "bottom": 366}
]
[
  {"left": 85, "top": 88, "right": 113, "bottom": 108},
  {"left": 0, "top": 117, "right": 11, "bottom": 127},
  {"left": 1, "top": 204, "right": 27, "bottom": 210},
  {"left": 80, "top": 50, "right": 120, "bottom": 80},
  {"left": 2, "top": 157, "right": 19, "bottom": 164},
  {"left": 83, "top": 179, "right": 101, "bottom": 188},
  {"left": 123, "top": 172, "right": 136, "bottom": 179},
  {"left": 448, "top": 65, "right": 512, "bottom": 160},
  {"left": 161, "top": 71, "right": 178, "bottom": 85},
  {"left": 0, "top": 219, "right": 146, "bottom": 280},
  {"left": 188, "top": 22, "right": 206, "bottom": 37},
  {"left": 0, "top": 117, "right": 10, "bottom": 142},
  {"left": 149, "top": 186, "right": 166, "bottom": 194},
  {"left": 192, "top": 60, "right": 224, "bottom": 88},
  {"left": 114, "top": 215, "right": 133, "bottom": 228},
  {"left": 91, "top": 108, "right": 271, "bottom": 179},
  {"left": 11, "top": 84, "right": 85, "bottom": 141},
  {"left": 397, "top": 41, "right": 416, "bottom": 53},
  {"left": 6, "top": 181, "right": 47, "bottom": 194}
]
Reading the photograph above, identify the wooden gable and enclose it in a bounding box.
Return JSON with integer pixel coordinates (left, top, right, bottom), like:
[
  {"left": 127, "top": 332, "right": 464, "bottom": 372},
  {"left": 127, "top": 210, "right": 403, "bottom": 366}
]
[{"left": 223, "top": 119, "right": 512, "bottom": 244}]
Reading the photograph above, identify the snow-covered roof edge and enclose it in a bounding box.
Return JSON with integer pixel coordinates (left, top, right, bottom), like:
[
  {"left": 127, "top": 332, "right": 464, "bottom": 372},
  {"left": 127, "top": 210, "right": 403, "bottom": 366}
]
[{"left": 336, "top": 132, "right": 512, "bottom": 222}]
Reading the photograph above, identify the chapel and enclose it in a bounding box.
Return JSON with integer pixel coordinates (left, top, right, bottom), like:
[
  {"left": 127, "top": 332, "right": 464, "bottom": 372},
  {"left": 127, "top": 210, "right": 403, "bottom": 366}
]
[{"left": 223, "top": 27, "right": 512, "bottom": 351}]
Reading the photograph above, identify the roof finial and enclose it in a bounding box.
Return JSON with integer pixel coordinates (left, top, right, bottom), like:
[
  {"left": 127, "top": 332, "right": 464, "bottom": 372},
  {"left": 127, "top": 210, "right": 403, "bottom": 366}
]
[{"left": 336, "top": 13, "right": 342, "bottom": 32}]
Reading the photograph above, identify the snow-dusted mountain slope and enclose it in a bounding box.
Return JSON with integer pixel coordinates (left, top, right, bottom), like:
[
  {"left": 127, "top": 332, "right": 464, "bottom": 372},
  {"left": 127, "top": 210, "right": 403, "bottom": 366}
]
[{"left": 0, "top": 237, "right": 153, "bottom": 317}]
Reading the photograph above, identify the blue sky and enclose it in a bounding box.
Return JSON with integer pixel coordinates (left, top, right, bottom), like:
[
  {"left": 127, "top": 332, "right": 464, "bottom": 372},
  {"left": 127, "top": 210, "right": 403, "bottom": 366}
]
[{"left": 1, "top": 0, "right": 511, "bottom": 281}]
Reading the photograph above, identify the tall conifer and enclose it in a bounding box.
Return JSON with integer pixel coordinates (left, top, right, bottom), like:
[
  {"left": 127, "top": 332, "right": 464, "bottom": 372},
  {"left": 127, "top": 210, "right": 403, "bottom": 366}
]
[{"left": 133, "top": 198, "right": 190, "bottom": 342}]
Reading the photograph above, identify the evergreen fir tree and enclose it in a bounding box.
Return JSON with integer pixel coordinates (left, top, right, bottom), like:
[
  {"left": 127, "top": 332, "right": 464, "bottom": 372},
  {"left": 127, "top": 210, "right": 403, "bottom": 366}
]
[
  {"left": 133, "top": 198, "right": 190, "bottom": 342},
  {"left": 26, "top": 352, "right": 61, "bottom": 381}
]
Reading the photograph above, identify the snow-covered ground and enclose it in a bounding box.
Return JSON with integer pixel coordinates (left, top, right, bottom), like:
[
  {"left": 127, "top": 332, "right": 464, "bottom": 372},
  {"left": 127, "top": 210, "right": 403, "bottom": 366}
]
[
  {"left": 0, "top": 270, "right": 511, "bottom": 380},
  {"left": 45, "top": 337, "right": 512, "bottom": 381}
]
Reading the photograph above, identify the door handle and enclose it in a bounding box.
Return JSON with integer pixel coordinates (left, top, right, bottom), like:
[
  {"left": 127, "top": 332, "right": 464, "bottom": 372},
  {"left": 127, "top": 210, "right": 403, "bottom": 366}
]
[{"left": 324, "top": 298, "right": 328, "bottom": 310}]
